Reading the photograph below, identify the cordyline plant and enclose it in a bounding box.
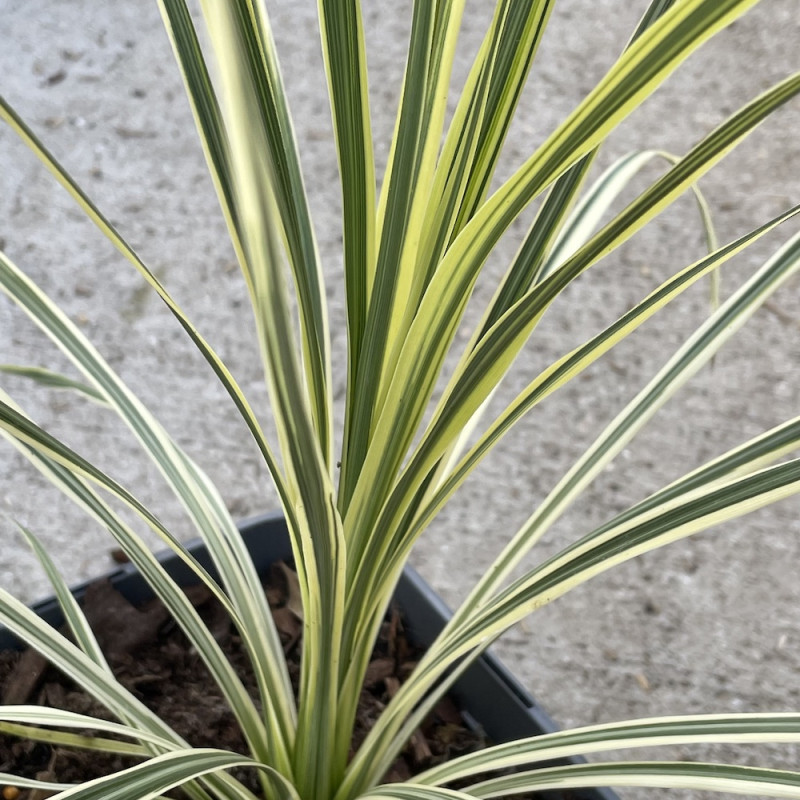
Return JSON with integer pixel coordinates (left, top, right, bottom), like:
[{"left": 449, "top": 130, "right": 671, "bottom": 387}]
[{"left": 1, "top": 0, "right": 800, "bottom": 798}]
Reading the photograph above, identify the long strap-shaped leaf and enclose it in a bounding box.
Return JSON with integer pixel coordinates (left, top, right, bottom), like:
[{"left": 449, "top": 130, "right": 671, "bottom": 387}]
[
  {"left": 349, "top": 456, "right": 800, "bottom": 797},
  {"left": 0, "top": 98, "right": 302, "bottom": 752},
  {"left": 0, "top": 774, "right": 71, "bottom": 794},
  {"left": 237, "top": 0, "right": 334, "bottom": 467},
  {"left": 198, "top": 5, "right": 346, "bottom": 796},
  {"left": 0, "top": 705, "right": 175, "bottom": 753},
  {"left": 318, "top": 0, "right": 376, "bottom": 432},
  {"left": 357, "top": 759, "right": 800, "bottom": 800},
  {"left": 483, "top": 0, "right": 680, "bottom": 323},
  {"left": 432, "top": 0, "right": 557, "bottom": 252},
  {"left": 454, "top": 226, "right": 800, "bottom": 613},
  {"left": 590, "top": 414, "right": 800, "bottom": 541},
  {"left": 317, "top": 1, "right": 379, "bottom": 773},
  {"left": 0, "top": 721, "right": 146, "bottom": 757},
  {"left": 0, "top": 253, "right": 295, "bottom": 770},
  {"left": 345, "top": 72, "right": 800, "bottom": 625},
  {"left": 358, "top": 789, "right": 473, "bottom": 800},
  {"left": 0, "top": 398, "right": 277, "bottom": 773},
  {"left": 390, "top": 203, "right": 800, "bottom": 577},
  {"left": 43, "top": 748, "right": 288, "bottom": 800},
  {"left": 156, "top": 0, "right": 241, "bottom": 247},
  {"left": 0, "top": 96, "right": 297, "bottom": 539},
  {"left": 343, "top": 0, "right": 764, "bottom": 565},
  {"left": 345, "top": 230, "right": 800, "bottom": 792},
  {"left": 3, "top": 393, "right": 301, "bottom": 794},
  {"left": 416, "top": 714, "right": 800, "bottom": 785},
  {"left": 0, "top": 706, "right": 161, "bottom": 762},
  {"left": 340, "top": 0, "right": 466, "bottom": 512},
  {"left": 159, "top": 0, "right": 333, "bottom": 467},
  {"left": 15, "top": 523, "right": 111, "bottom": 672},
  {"left": 463, "top": 761, "right": 800, "bottom": 798},
  {"left": 457, "top": 458, "right": 800, "bottom": 664},
  {"left": 0, "top": 748, "right": 258, "bottom": 800},
  {"left": 0, "top": 365, "right": 106, "bottom": 402},
  {"left": 337, "top": 200, "right": 800, "bottom": 757}
]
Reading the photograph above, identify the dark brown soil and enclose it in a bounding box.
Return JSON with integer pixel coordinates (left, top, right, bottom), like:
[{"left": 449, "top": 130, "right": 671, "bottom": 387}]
[{"left": 0, "top": 564, "right": 488, "bottom": 799}]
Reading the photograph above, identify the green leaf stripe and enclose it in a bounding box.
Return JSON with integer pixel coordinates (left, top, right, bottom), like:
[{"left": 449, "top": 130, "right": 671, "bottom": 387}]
[
  {"left": 0, "top": 720, "right": 147, "bottom": 757},
  {"left": 318, "top": 0, "right": 376, "bottom": 404},
  {"left": 465, "top": 761, "right": 800, "bottom": 798}
]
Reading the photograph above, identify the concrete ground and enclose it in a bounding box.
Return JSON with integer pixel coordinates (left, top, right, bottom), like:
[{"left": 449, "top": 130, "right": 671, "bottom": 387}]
[{"left": 1, "top": 2, "right": 799, "bottom": 798}]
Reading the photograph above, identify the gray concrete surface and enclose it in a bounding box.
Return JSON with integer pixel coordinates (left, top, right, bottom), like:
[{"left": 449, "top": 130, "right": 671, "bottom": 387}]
[{"left": 1, "top": 1, "right": 799, "bottom": 797}]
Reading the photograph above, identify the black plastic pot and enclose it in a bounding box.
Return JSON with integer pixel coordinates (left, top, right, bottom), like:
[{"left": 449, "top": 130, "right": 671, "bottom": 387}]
[{"left": 1, "top": 511, "right": 618, "bottom": 800}]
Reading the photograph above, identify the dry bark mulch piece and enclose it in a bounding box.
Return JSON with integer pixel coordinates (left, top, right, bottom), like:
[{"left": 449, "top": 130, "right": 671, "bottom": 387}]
[
  {"left": 81, "top": 580, "right": 170, "bottom": 663},
  {"left": 2, "top": 648, "right": 49, "bottom": 705},
  {"left": 0, "top": 564, "right": 528, "bottom": 799}
]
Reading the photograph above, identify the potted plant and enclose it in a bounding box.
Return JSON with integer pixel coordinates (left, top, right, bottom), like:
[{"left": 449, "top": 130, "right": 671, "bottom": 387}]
[{"left": 2, "top": 0, "right": 800, "bottom": 798}]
